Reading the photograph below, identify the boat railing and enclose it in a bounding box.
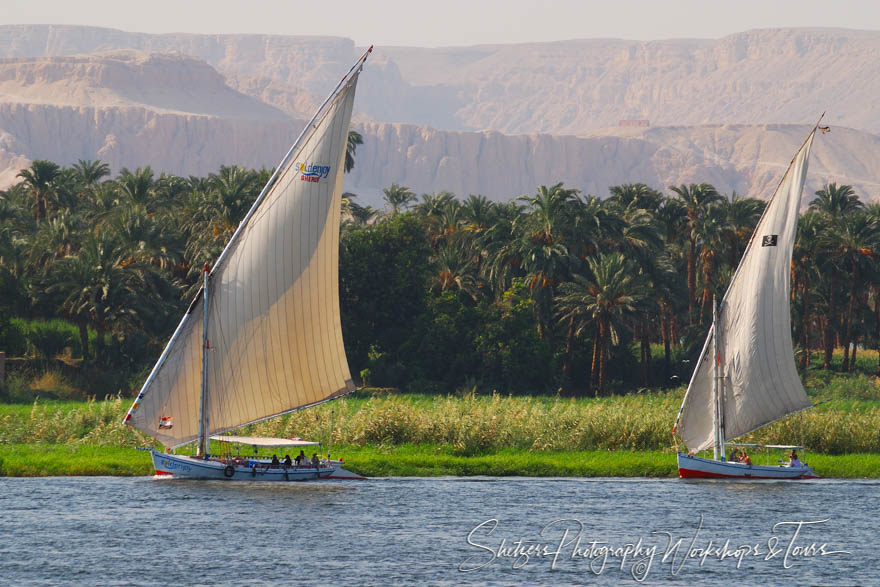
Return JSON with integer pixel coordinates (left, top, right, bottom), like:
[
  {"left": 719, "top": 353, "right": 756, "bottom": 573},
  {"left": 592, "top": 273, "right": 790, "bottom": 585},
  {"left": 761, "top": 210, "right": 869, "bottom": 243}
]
[{"left": 725, "top": 443, "right": 810, "bottom": 468}]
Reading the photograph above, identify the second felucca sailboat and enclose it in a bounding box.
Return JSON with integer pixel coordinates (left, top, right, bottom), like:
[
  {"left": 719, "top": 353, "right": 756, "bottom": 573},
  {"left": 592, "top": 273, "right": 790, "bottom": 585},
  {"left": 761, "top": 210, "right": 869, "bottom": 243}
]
[{"left": 674, "top": 120, "right": 826, "bottom": 480}]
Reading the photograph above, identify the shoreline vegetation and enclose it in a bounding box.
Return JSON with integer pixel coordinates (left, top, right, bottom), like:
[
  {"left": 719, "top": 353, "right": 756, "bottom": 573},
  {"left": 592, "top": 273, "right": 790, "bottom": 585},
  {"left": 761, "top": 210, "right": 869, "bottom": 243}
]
[
  {"left": 1, "top": 159, "right": 879, "bottom": 479},
  {"left": 2, "top": 377, "right": 878, "bottom": 478},
  {"left": 2, "top": 445, "right": 879, "bottom": 479},
  {"left": 0, "top": 444, "right": 880, "bottom": 479}
]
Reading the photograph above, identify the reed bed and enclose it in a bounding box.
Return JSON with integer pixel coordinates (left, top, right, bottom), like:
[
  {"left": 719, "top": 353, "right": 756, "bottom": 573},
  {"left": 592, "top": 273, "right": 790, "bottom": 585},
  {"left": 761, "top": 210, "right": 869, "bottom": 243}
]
[
  {"left": 244, "top": 390, "right": 880, "bottom": 456},
  {"left": 0, "top": 396, "right": 152, "bottom": 447},
  {"left": 1, "top": 387, "right": 879, "bottom": 456}
]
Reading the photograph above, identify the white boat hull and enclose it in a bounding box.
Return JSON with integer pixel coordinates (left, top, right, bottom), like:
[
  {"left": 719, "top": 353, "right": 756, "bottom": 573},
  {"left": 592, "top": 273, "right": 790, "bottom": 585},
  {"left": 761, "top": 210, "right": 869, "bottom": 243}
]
[
  {"left": 677, "top": 452, "right": 818, "bottom": 479},
  {"left": 151, "top": 450, "right": 365, "bottom": 481}
]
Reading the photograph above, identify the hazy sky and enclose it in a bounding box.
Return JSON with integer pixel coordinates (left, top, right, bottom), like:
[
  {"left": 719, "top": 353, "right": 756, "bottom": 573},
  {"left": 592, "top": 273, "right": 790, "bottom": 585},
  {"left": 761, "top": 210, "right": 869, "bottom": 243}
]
[{"left": 3, "top": 0, "right": 878, "bottom": 47}]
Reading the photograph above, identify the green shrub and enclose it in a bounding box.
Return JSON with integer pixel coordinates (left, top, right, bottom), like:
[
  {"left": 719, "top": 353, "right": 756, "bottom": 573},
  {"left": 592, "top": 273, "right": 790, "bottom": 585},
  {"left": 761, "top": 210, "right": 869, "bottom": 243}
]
[
  {"left": 0, "top": 372, "right": 31, "bottom": 402},
  {"left": 0, "top": 310, "right": 26, "bottom": 356},
  {"left": 25, "top": 321, "right": 75, "bottom": 360}
]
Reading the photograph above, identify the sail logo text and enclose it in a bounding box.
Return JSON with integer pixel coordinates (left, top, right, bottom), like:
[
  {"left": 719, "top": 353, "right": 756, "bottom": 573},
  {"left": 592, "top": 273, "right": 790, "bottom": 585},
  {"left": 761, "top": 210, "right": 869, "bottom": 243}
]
[{"left": 295, "top": 162, "right": 331, "bottom": 183}]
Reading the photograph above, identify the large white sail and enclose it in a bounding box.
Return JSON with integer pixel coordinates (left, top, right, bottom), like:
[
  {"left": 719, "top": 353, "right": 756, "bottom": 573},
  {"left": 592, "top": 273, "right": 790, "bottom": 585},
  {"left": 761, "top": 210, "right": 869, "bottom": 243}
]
[
  {"left": 125, "top": 59, "right": 364, "bottom": 448},
  {"left": 675, "top": 125, "right": 818, "bottom": 453}
]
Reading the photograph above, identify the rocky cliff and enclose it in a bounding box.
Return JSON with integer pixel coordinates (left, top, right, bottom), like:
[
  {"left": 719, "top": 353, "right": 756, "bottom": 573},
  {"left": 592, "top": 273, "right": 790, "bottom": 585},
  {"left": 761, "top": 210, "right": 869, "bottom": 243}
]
[
  {"left": 1, "top": 25, "right": 879, "bottom": 134},
  {"left": 2, "top": 94, "right": 877, "bottom": 204},
  {"left": 0, "top": 27, "right": 878, "bottom": 203},
  {"left": 0, "top": 51, "right": 289, "bottom": 120},
  {"left": 346, "top": 122, "right": 880, "bottom": 205}
]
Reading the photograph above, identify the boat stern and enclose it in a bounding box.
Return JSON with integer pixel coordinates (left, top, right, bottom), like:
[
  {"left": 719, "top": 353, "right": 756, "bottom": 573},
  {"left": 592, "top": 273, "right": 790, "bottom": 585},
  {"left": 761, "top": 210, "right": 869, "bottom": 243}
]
[{"left": 325, "top": 460, "right": 366, "bottom": 480}]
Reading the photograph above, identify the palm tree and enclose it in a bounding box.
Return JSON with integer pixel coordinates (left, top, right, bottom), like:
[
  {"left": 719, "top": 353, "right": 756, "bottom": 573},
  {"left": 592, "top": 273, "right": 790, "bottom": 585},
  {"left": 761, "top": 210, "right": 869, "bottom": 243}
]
[
  {"left": 608, "top": 183, "right": 663, "bottom": 213},
  {"left": 669, "top": 183, "right": 722, "bottom": 324},
  {"left": 17, "top": 160, "right": 60, "bottom": 221},
  {"left": 555, "top": 253, "right": 644, "bottom": 394},
  {"left": 0, "top": 192, "right": 29, "bottom": 310},
  {"left": 434, "top": 200, "right": 464, "bottom": 243},
  {"left": 867, "top": 203, "right": 880, "bottom": 374},
  {"left": 792, "top": 211, "right": 824, "bottom": 368},
  {"left": 383, "top": 183, "right": 417, "bottom": 215},
  {"left": 28, "top": 210, "right": 85, "bottom": 273},
  {"left": 719, "top": 194, "right": 765, "bottom": 268},
  {"left": 518, "top": 183, "right": 580, "bottom": 245},
  {"left": 47, "top": 232, "right": 168, "bottom": 354},
  {"left": 345, "top": 130, "right": 363, "bottom": 173},
  {"left": 515, "top": 183, "right": 581, "bottom": 338},
  {"left": 480, "top": 202, "right": 524, "bottom": 300},
  {"left": 72, "top": 159, "right": 110, "bottom": 187},
  {"left": 50, "top": 168, "right": 84, "bottom": 215},
  {"left": 108, "top": 206, "right": 181, "bottom": 271},
  {"left": 694, "top": 204, "right": 728, "bottom": 324},
  {"left": 431, "top": 243, "right": 483, "bottom": 301},
  {"left": 416, "top": 192, "right": 456, "bottom": 218},
  {"left": 209, "top": 165, "right": 259, "bottom": 223},
  {"left": 810, "top": 183, "right": 862, "bottom": 218},
  {"left": 154, "top": 173, "right": 190, "bottom": 210},
  {"left": 827, "top": 211, "right": 879, "bottom": 371},
  {"left": 460, "top": 194, "right": 495, "bottom": 231},
  {"left": 810, "top": 183, "right": 864, "bottom": 369},
  {"left": 116, "top": 167, "right": 156, "bottom": 209},
  {"left": 341, "top": 192, "right": 378, "bottom": 226},
  {"left": 608, "top": 205, "right": 667, "bottom": 384}
]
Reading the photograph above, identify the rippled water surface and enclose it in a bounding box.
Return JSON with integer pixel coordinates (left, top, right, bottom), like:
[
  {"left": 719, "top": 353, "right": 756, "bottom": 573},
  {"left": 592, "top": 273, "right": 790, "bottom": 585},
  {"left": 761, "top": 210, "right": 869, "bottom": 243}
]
[{"left": 0, "top": 476, "right": 876, "bottom": 585}]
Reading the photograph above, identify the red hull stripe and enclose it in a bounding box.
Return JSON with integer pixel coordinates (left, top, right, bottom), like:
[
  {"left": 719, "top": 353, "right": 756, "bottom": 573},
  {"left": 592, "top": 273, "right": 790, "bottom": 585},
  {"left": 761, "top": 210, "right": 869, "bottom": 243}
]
[
  {"left": 154, "top": 470, "right": 173, "bottom": 476},
  {"left": 679, "top": 468, "right": 817, "bottom": 480}
]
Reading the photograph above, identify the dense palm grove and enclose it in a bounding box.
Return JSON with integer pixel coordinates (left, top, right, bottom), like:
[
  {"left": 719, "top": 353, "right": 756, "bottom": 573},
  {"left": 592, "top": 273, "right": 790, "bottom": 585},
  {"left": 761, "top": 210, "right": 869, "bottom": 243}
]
[{"left": 0, "top": 152, "right": 878, "bottom": 397}]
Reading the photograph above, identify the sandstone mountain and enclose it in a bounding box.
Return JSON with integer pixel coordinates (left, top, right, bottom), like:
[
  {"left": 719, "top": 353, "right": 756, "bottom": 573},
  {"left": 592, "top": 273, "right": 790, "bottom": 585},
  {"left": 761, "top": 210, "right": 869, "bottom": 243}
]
[
  {"left": 2, "top": 25, "right": 879, "bottom": 134},
  {"left": 0, "top": 26, "right": 878, "bottom": 204},
  {"left": 346, "top": 122, "right": 880, "bottom": 205},
  {"left": 0, "top": 51, "right": 288, "bottom": 119}
]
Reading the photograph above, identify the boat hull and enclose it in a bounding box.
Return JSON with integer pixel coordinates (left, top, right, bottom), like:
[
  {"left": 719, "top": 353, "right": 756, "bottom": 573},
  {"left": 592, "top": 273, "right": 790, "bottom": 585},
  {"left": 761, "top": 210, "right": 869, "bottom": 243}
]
[
  {"left": 151, "top": 450, "right": 366, "bottom": 481},
  {"left": 677, "top": 452, "right": 818, "bottom": 479}
]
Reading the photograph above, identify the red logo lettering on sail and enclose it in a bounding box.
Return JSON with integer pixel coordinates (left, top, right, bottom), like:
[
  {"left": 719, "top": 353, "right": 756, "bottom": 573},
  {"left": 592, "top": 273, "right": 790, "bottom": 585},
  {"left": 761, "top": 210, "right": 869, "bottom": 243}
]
[{"left": 295, "top": 161, "right": 331, "bottom": 182}]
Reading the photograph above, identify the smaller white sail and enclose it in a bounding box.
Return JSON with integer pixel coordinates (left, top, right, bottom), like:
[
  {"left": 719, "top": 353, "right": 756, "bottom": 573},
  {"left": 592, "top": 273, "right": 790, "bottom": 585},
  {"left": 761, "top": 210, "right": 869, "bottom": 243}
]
[{"left": 675, "top": 125, "right": 818, "bottom": 453}]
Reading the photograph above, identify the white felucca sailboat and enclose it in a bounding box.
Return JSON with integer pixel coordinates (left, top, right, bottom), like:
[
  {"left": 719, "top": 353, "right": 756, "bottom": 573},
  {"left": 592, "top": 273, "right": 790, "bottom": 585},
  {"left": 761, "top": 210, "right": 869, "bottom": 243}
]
[
  {"left": 674, "top": 120, "right": 825, "bottom": 480},
  {"left": 122, "top": 49, "right": 372, "bottom": 481}
]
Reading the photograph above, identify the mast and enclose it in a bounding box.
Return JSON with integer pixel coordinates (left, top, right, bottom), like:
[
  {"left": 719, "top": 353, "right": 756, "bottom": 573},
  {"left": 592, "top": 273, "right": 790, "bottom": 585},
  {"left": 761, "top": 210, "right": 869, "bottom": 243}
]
[
  {"left": 712, "top": 296, "right": 726, "bottom": 461},
  {"left": 712, "top": 296, "right": 720, "bottom": 460},
  {"left": 197, "top": 263, "right": 210, "bottom": 457}
]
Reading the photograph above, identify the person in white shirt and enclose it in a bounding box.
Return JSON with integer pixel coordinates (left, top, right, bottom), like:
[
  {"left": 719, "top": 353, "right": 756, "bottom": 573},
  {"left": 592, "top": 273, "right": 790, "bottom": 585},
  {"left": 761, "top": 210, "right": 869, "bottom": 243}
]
[{"left": 788, "top": 450, "right": 802, "bottom": 468}]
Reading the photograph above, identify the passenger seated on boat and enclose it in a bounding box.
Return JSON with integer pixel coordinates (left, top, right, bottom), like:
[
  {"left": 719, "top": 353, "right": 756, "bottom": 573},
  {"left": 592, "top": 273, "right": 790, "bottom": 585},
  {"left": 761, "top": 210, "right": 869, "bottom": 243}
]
[
  {"left": 270, "top": 454, "right": 280, "bottom": 468},
  {"left": 739, "top": 452, "right": 752, "bottom": 465},
  {"left": 311, "top": 453, "right": 319, "bottom": 468},
  {"left": 729, "top": 449, "right": 740, "bottom": 463},
  {"left": 788, "top": 451, "right": 802, "bottom": 468},
  {"left": 295, "top": 450, "right": 306, "bottom": 467},
  {"left": 283, "top": 455, "right": 292, "bottom": 468}
]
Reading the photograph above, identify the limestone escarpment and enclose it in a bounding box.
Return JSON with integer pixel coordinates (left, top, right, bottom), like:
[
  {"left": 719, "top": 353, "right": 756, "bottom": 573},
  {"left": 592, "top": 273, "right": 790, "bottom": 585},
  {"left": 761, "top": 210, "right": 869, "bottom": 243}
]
[
  {"left": 0, "top": 26, "right": 878, "bottom": 203},
  {"left": 2, "top": 25, "right": 880, "bottom": 133}
]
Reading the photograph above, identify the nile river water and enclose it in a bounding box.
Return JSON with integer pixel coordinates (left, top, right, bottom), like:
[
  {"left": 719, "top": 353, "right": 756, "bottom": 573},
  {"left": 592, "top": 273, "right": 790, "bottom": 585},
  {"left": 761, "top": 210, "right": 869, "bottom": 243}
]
[{"left": 0, "top": 476, "right": 876, "bottom": 585}]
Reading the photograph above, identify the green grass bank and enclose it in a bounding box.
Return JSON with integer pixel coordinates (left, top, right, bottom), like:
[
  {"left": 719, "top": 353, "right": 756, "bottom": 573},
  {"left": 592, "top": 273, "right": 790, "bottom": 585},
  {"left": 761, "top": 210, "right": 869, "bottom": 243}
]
[
  {"left": 1, "top": 370, "right": 879, "bottom": 478},
  {"left": 2, "top": 444, "right": 879, "bottom": 478}
]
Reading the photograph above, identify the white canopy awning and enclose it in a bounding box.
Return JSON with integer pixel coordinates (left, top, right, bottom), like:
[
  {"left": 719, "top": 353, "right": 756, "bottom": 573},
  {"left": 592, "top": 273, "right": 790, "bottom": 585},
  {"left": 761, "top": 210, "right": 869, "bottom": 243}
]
[
  {"left": 726, "top": 443, "right": 805, "bottom": 450},
  {"left": 211, "top": 435, "right": 321, "bottom": 447}
]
